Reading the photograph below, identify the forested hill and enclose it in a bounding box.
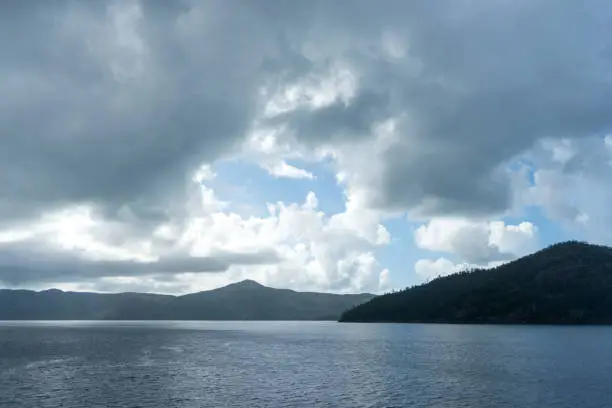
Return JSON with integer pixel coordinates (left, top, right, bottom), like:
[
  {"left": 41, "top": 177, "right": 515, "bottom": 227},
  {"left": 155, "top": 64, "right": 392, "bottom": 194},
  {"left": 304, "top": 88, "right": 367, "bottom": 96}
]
[
  {"left": 340, "top": 241, "right": 612, "bottom": 324},
  {"left": 0, "top": 280, "right": 374, "bottom": 321}
]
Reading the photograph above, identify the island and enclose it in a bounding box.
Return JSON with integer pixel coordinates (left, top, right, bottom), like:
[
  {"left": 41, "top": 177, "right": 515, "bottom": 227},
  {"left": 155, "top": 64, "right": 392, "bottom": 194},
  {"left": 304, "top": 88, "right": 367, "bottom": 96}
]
[
  {"left": 0, "top": 279, "right": 374, "bottom": 321},
  {"left": 340, "top": 241, "right": 612, "bottom": 324}
]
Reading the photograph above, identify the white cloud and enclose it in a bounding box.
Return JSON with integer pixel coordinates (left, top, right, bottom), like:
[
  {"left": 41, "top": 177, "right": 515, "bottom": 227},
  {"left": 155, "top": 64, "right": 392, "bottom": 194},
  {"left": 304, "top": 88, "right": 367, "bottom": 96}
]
[
  {"left": 0, "top": 178, "right": 390, "bottom": 294},
  {"left": 262, "top": 62, "right": 358, "bottom": 117},
  {"left": 415, "top": 258, "right": 456, "bottom": 281},
  {"left": 411, "top": 211, "right": 538, "bottom": 283},
  {"left": 414, "top": 217, "right": 538, "bottom": 264},
  {"left": 489, "top": 221, "right": 539, "bottom": 259},
  {"left": 193, "top": 164, "right": 216, "bottom": 183},
  {"left": 240, "top": 127, "right": 316, "bottom": 180},
  {"left": 415, "top": 257, "right": 508, "bottom": 281},
  {"left": 261, "top": 160, "right": 315, "bottom": 180},
  {"left": 516, "top": 136, "right": 612, "bottom": 244},
  {"left": 181, "top": 185, "right": 390, "bottom": 293}
]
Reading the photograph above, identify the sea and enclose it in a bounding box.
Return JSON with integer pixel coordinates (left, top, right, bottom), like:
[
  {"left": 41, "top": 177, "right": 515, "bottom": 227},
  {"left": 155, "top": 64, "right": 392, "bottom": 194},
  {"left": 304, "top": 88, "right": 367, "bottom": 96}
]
[{"left": 1, "top": 321, "right": 611, "bottom": 407}]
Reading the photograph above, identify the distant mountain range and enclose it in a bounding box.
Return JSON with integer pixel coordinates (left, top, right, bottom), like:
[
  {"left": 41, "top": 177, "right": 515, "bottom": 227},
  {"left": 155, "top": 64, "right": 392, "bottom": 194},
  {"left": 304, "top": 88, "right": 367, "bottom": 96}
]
[
  {"left": 0, "top": 279, "right": 374, "bottom": 321},
  {"left": 341, "top": 241, "right": 612, "bottom": 324}
]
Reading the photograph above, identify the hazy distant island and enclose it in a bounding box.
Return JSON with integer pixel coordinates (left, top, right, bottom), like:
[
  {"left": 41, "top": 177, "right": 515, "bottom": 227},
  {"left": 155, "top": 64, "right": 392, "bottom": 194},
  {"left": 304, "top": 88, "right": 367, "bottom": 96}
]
[
  {"left": 0, "top": 279, "right": 374, "bottom": 321},
  {"left": 340, "top": 241, "right": 612, "bottom": 324}
]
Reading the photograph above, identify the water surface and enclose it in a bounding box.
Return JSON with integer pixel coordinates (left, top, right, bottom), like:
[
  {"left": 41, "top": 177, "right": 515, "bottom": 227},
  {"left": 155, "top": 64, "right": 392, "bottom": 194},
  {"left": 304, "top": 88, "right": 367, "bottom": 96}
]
[{"left": 1, "top": 321, "right": 611, "bottom": 407}]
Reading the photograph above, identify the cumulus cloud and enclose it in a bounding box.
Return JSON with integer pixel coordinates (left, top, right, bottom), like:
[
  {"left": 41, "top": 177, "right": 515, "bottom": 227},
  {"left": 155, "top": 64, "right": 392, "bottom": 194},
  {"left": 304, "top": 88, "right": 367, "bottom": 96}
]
[
  {"left": 516, "top": 137, "right": 612, "bottom": 243},
  {"left": 415, "top": 257, "right": 507, "bottom": 281},
  {"left": 0, "top": 180, "right": 390, "bottom": 293},
  {"left": 415, "top": 258, "right": 457, "bottom": 281},
  {"left": 182, "top": 189, "right": 390, "bottom": 293},
  {"left": 413, "top": 216, "right": 537, "bottom": 282},
  {"left": 415, "top": 218, "right": 538, "bottom": 265}
]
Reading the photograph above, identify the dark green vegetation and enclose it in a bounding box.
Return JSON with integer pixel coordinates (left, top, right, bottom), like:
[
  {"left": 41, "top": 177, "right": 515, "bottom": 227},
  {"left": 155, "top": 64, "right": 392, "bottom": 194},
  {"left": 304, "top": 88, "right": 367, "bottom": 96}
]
[
  {"left": 340, "top": 241, "right": 612, "bottom": 324},
  {"left": 0, "top": 280, "right": 373, "bottom": 321}
]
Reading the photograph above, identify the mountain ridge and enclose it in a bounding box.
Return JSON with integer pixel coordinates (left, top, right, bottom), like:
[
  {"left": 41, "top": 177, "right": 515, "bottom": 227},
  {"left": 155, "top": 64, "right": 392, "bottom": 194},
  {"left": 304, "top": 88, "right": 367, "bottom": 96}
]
[{"left": 0, "top": 279, "right": 374, "bottom": 321}]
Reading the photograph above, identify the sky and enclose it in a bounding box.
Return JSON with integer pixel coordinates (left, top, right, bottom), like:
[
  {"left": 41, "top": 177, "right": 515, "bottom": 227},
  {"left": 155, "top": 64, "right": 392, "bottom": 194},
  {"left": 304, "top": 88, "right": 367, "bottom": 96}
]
[{"left": 1, "top": 0, "right": 612, "bottom": 294}]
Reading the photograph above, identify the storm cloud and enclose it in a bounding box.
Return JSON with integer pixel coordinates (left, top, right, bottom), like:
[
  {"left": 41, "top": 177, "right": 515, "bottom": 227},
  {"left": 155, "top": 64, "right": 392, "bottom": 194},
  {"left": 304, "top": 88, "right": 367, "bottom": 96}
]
[
  {"left": 3, "top": 1, "right": 612, "bottom": 218},
  {"left": 0, "top": 239, "right": 279, "bottom": 286},
  {"left": 2, "top": 0, "right": 612, "bottom": 289}
]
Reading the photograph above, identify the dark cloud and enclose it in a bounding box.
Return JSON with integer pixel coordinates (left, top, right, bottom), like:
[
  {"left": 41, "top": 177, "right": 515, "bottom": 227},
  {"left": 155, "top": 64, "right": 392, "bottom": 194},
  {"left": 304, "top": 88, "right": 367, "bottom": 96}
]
[
  {"left": 266, "top": 0, "right": 612, "bottom": 216},
  {"left": 3, "top": 0, "right": 612, "bottom": 289},
  {"left": 3, "top": 0, "right": 612, "bottom": 220},
  {"left": 0, "top": 1, "right": 280, "bottom": 221},
  {"left": 0, "top": 239, "right": 279, "bottom": 286}
]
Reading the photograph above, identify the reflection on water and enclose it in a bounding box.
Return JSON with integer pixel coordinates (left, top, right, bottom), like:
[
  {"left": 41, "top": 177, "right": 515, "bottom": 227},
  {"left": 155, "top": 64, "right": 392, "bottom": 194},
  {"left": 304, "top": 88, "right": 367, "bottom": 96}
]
[{"left": 1, "top": 321, "right": 612, "bottom": 407}]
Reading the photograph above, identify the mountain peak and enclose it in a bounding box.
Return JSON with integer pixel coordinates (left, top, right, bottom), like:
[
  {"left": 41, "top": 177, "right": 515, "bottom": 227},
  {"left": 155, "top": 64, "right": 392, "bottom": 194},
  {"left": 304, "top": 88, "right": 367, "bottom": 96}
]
[
  {"left": 40, "top": 288, "right": 64, "bottom": 294},
  {"left": 225, "top": 279, "right": 266, "bottom": 289}
]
